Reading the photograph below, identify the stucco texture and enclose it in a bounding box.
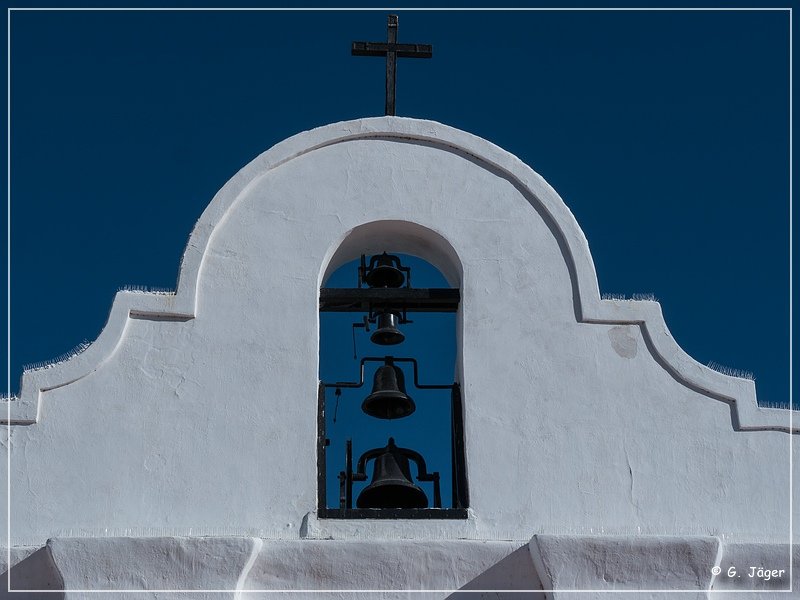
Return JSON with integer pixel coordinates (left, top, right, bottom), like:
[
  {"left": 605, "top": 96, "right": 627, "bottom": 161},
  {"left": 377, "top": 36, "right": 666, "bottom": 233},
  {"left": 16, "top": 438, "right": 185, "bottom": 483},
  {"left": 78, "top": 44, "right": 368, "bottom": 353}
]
[{"left": 3, "top": 118, "right": 794, "bottom": 556}]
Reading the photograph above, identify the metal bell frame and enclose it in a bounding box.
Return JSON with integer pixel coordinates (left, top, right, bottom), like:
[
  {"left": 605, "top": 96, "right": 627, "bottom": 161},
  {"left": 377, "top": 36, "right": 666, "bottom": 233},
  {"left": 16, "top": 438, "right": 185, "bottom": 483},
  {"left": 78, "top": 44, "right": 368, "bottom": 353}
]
[
  {"left": 320, "top": 356, "right": 467, "bottom": 518},
  {"left": 324, "top": 356, "right": 452, "bottom": 396},
  {"left": 338, "top": 438, "right": 442, "bottom": 510},
  {"left": 318, "top": 252, "right": 467, "bottom": 518}
]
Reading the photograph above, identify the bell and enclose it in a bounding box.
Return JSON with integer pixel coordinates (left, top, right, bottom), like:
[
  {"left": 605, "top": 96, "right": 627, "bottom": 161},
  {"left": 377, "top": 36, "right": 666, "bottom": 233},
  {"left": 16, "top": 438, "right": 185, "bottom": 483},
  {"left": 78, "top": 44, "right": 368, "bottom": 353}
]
[
  {"left": 370, "top": 312, "right": 405, "bottom": 345},
  {"left": 362, "top": 362, "right": 416, "bottom": 419},
  {"left": 357, "top": 438, "right": 428, "bottom": 509},
  {"left": 365, "top": 252, "right": 405, "bottom": 288}
]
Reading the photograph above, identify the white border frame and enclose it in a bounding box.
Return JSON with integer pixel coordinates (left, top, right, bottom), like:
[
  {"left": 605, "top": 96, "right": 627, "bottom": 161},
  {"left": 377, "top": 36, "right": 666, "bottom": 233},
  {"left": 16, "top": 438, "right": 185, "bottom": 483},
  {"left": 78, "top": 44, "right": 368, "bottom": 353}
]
[{"left": 5, "top": 5, "right": 794, "bottom": 595}]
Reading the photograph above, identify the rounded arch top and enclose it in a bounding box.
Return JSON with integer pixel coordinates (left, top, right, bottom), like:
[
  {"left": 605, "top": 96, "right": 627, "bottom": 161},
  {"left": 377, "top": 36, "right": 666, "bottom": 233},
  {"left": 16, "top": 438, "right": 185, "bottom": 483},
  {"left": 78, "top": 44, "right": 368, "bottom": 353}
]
[
  {"left": 320, "top": 220, "right": 463, "bottom": 289},
  {"left": 180, "top": 116, "right": 600, "bottom": 315}
]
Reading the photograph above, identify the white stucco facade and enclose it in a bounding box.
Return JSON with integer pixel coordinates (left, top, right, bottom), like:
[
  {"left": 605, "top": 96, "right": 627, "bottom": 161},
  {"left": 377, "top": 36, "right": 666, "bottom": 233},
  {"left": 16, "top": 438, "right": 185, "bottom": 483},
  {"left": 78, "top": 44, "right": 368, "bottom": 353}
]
[{"left": 2, "top": 117, "right": 796, "bottom": 598}]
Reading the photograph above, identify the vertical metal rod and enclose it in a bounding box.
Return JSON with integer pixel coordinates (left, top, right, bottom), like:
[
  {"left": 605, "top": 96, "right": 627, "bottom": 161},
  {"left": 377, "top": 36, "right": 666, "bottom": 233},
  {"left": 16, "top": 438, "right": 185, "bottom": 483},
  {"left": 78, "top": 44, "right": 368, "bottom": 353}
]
[
  {"left": 338, "top": 472, "right": 346, "bottom": 509},
  {"left": 345, "top": 438, "right": 354, "bottom": 509},
  {"left": 432, "top": 473, "right": 442, "bottom": 509},
  {"left": 385, "top": 15, "right": 398, "bottom": 116},
  {"left": 358, "top": 254, "right": 366, "bottom": 288},
  {"left": 450, "top": 387, "right": 457, "bottom": 508},
  {"left": 317, "top": 383, "right": 327, "bottom": 510},
  {"left": 452, "top": 383, "right": 469, "bottom": 508}
]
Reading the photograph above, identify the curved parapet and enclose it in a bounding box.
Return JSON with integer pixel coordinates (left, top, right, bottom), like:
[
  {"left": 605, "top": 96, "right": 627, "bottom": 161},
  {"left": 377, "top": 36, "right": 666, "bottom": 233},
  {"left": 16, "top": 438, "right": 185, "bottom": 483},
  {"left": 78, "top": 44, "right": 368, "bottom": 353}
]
[
  {"left": 6, "top": 290, "right": 193, "bottom": 424},
  {"left": 6, "top": 116, "right": 794, "bottom": 433}
]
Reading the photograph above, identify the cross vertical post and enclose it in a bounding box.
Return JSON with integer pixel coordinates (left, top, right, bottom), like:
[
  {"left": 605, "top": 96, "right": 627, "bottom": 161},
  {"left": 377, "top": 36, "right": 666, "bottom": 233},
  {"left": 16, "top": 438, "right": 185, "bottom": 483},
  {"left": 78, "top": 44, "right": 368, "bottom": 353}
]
[
  {"left": 352, "top": 14, "right": 433, "bottom": 116},
  {"left": 385, "top": 15, "right": 398, "bottom": 117}
]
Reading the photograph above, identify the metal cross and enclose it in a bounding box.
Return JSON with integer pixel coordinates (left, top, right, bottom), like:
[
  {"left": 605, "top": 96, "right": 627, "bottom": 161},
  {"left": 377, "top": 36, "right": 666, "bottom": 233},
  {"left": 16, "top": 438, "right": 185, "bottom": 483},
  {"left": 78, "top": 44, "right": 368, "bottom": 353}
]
[{"left": 351, "top": 15, "right": 432, "bottom": 116}]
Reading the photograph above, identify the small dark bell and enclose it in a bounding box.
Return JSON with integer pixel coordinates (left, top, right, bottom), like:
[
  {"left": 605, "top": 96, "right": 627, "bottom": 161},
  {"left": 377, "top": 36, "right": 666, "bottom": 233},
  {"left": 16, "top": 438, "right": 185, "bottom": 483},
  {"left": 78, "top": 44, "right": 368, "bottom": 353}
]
[
  {"left": 357, "top": 439, "right": 428, "bottom": 509},
  {"left": 362, "top": 363, "right": 415, "bottom": 419},
  {"left": 370, "top": 312, "right": 405, "bottom": 345},
  {"left": 365, "top": 253, "right": 405, "bottom": 288}
]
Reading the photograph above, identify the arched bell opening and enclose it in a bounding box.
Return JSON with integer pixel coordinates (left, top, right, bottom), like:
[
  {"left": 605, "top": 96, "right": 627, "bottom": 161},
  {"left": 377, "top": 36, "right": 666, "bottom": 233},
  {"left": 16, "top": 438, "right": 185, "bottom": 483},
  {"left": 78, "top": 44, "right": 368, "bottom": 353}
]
[{"left": 318, "top": 246, "right": 467, "bottom": 518}]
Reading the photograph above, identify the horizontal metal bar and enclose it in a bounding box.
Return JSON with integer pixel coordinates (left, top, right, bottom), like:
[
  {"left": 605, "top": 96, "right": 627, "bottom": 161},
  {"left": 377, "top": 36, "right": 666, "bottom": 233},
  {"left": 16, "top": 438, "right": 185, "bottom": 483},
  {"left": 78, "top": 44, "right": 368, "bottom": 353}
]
[
  {"left": 322, "top": 356, "right": 455, "bottom": 390},
  {"left": 318, "top": 508, "right": 467, "bottom": 520},
  {"left": 319, "top": 288, "right": 459, "bottom": 312},
  {"left": 351, "top": 41, "right": 433, "bottom": 58}
]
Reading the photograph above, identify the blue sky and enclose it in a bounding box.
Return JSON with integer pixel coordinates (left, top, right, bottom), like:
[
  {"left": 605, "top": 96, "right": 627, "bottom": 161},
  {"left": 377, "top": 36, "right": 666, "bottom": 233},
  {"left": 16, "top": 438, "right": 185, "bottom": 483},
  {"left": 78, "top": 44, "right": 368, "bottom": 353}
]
[{"left": 4, "top": 6, "right": 792, "bottom": 423}]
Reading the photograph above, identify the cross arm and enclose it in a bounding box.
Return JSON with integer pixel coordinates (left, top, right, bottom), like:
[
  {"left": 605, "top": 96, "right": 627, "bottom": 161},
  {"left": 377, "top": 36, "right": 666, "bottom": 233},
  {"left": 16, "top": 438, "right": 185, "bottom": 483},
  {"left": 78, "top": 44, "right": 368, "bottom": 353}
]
[{"left": 351, "top": 41, "right": 433, "bottom": 58}]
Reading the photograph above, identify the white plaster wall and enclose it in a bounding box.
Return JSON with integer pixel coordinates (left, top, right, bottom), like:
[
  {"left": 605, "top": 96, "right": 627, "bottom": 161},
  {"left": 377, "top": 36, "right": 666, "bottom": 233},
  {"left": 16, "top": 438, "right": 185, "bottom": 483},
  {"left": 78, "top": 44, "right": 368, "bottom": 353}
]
[{"left": 4, "top": 118, "right": 795, "bottom": 549}]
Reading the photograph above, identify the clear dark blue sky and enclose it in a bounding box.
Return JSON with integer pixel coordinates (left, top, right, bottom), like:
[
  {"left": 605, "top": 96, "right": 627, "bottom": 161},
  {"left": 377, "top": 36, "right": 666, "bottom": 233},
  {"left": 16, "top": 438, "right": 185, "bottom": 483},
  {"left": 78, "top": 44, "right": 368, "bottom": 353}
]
[{"left": 3, "top": 8, "right": 792, "bottom": 415}]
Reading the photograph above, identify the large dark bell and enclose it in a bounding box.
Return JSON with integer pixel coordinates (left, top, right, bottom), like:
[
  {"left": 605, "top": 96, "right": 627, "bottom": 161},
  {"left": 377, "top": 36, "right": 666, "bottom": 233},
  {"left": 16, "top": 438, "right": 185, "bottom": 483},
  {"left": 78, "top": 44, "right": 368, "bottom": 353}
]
[
  {"left": 365, "top": 254, "right": 405, "bottom": 288},
  {"left": 362, "top": 364, "right": 416, "bottom": 419},
  {"left": 357, "top": 439, "right": 428, "bottom": 509},
  {"left": 370, "top": 312, "right": 405, "bottom": 346}
]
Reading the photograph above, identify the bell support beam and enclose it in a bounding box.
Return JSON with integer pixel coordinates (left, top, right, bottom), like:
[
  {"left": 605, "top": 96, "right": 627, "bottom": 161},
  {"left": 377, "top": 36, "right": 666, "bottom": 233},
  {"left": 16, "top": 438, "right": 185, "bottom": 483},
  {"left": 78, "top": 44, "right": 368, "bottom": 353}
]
[
  {"left": 322, "top": 356, "right": 454, "bottom": 391},
  {"left": 317, "top": 507, "right": 467, "bottom": 519},
  {"left": 319, "top": 288, "right": 460, "bottom": 312}
]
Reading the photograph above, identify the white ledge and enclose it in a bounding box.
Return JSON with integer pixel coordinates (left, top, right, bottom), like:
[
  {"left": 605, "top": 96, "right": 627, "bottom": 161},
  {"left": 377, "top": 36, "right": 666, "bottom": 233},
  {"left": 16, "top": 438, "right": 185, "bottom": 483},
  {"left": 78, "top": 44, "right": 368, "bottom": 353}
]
[{"left": 2, "top": 535, "right": 795, "bottom": 594}]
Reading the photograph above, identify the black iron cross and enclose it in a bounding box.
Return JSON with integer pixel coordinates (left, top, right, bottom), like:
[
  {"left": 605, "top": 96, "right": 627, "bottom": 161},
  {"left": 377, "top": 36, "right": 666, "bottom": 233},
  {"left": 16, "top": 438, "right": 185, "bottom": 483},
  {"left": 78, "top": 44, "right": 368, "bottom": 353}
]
[{"left": 352, "top": 15, "right": 432, "bottom": 116}]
